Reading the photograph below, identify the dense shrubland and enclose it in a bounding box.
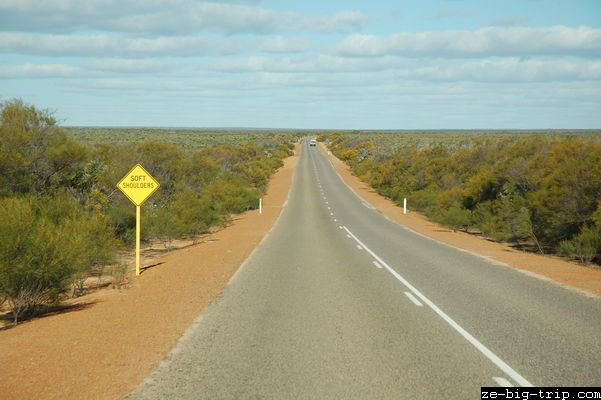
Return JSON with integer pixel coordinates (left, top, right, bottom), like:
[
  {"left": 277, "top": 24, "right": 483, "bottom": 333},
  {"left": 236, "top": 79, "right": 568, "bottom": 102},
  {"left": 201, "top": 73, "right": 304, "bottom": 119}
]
[
  {"left": 319, "top": 132, "right": 601, "bottom": 265},
  {"left": 0, "top": 99, "right": 295, "bottom": 324},
  {"left": 66, "top": 126, "right": 310, "bottom": 150}
]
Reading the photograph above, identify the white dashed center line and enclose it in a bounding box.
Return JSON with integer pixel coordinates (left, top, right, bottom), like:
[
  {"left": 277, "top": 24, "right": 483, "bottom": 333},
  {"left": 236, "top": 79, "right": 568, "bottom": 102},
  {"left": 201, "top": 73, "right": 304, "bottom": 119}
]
[{"left": 404, "top": 291, "right": 423, "bottom": 307}]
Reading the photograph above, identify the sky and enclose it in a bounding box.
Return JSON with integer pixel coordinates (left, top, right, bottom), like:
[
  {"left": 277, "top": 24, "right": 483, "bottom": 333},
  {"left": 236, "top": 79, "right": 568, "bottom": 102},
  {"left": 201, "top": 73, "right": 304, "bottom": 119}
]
[{"left": 1, "top": 0, "right": 600, "bottom": 129}]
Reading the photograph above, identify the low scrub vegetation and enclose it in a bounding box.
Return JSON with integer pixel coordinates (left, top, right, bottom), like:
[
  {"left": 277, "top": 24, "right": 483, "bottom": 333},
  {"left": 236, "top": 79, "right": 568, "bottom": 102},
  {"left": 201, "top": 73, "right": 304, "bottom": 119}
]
[
  {"left": 0, "top": 99, "right": 296, "bottom": 324},
  {"left": 319, "top": 132, "right": 601, "bottom": 265},
  {"left": 66, "top": 126, "right": 309, "bottom": 150}
]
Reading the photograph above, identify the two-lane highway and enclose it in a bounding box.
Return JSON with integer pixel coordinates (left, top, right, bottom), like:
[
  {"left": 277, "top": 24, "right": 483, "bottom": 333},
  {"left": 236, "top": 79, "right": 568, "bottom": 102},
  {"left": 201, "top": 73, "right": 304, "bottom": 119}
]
[{"left": 129, "top": 139, "right": 601, "bottom": 399}]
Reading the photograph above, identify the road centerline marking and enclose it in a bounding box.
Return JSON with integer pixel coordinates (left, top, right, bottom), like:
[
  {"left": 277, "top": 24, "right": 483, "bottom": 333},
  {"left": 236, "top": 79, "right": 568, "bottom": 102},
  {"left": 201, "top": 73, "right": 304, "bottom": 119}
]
[
  {"left": 341, "top": 226, "right": 533, "bottom": 388},
  {"left": 372, "top": 260, "right": 383, "bottom": 269},
  {"left": 404, "top": 291, "right": 423, "bottom": 306},
  {"left": 356, "top": 244, "right": 363, "bottom": 250}
]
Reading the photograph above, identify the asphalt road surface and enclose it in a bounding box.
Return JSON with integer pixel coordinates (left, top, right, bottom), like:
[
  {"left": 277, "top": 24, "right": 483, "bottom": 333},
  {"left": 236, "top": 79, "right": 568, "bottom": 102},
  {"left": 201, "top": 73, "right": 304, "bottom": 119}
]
[{"left": 129, "top": 140, "right": 601, "bottom": 399}]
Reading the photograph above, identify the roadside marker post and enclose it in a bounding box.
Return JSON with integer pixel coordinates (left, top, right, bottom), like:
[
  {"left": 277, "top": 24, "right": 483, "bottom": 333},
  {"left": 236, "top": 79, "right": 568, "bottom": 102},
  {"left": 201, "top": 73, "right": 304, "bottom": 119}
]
[
  {"left": 403, "top": 198, "right": 407, "bottom": 215},
  {"left": 116, "top": 164, "right": 160, "bottom": 276},
  {"left": 259, "top": 198, "right": 263, "bottom": 214}
]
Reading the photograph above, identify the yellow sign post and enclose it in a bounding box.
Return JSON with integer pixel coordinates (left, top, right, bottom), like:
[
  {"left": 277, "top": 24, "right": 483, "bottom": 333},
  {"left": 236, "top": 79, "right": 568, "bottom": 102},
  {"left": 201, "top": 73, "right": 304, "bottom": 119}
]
[{"left": 116, "top": 164, "right": 160, "bottom": 276}]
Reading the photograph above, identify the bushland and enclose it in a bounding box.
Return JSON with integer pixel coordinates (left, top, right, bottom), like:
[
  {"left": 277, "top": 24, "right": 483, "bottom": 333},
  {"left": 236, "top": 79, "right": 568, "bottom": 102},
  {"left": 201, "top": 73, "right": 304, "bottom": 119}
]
[
  {"left": 319, "top": 132, "right": 601, "bottom": 265},
  {"left": 0, "top": 99, "right": 295, "bottom": 324}
]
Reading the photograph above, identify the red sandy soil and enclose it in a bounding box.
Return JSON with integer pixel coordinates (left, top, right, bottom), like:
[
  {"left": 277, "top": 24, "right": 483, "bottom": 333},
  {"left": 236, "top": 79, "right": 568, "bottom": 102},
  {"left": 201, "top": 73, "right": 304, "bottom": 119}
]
[
  {"left": 0, "top": 145, "right": 299, "bottom": 400},
  {"left": 319, "top": 143, "right": 601, "bottom": 298}
]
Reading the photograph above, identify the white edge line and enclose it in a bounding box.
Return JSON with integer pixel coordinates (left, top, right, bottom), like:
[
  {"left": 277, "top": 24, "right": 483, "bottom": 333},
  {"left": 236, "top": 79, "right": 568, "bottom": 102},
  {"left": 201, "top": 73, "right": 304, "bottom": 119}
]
[
  {"left": 362, "top": 202, "right": 376, "bottom": 210},
  {"left": 394, "top": 220, "right": 599, "bottom": 299},
  {"left": 342, "top": 225, "right": 533, "bottom": 388},
  {"left": 404, "top": 291, "right": 423, "bottom": 306},
  {"left": 493, "top": 377, "right": 515, "bottom": 387}
]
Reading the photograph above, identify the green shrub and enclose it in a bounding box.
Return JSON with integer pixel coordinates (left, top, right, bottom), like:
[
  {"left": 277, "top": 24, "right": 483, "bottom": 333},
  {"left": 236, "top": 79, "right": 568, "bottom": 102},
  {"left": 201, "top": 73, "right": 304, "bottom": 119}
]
[
  {"left": 106, "top": 205, "right": 136, "bottom": 244},
  {"left": 0, "top": 99, "right": 88, "bottom": 195},
  {"left": 435, "top": 204, "right": 473, "bottom": 232},
  {"left": 147, "top": 207, "right": 181, "bottom": 248},
  {"left": 557, "top": 240, "right": 575, "bottom": 258},
  {"left": 592, "top": 202, "right": 601, "bottom": 227},
  {"left": 168, "top": 191, "right": 224, "bottom": 240},
  {"left": 324, "top": 132, "right": 601, "bottom": 263},
  {"left": 493, "top": 199, "right": 532, "bottom": 245},
  {"left": 0, "top": 195, "right": 116, "bottom": 324},
  {"left": 206, "top": 175, "right": 261, "bottom": 214},
  {"left": 409, "top": 188, "right": 438, "bottom": 212},
  {"left": 0, "top": 99, "right": 297, "bottom": 317},
  {"left": 569, "top": 225, "right": 601, "bottom": 264}
]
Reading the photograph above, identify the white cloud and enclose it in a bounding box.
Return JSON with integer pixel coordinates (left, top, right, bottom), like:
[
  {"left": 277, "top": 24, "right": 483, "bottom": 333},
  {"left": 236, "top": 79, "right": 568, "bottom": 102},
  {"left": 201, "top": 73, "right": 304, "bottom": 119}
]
[
  {"left": 103, "top": 2, "right": 297, "bottom": 35},
  {"left": 208, "top": 55, "right": 601, "bottom": 82},
  {"left": 0, "top": 63, "right": 85, "bottom": 78},
  {"left": 395, "top": 58, "right": 601, "bottom": 82},
  {"left": 303, "top": 10, "right": 368, "bottom": 34},
  {"left": 0, "top": 32, "right": 240, "bottom": 57},
  {"left": 0, "top": 0, "right": 366, "bottom": 35},
  {"left": 248, "top": 71, "right": 384, "bottom": 89},
  {"left": 258, "top": 36, "right": 309, "bottom": 53},
  {"left": 334, "top": 26, "right": 601, "bottom": 58},
  {"left": 84, "top": 58, "right": 172, "bottom": 73},
  {"left": 208, "top": 55, "right": 413, "bottom": 74},
  {"left": 0, "top": 59, "right": 174, "bottom": 78},
  {"left": 65, "top": 78, "right": 162, "bottom": 92}
]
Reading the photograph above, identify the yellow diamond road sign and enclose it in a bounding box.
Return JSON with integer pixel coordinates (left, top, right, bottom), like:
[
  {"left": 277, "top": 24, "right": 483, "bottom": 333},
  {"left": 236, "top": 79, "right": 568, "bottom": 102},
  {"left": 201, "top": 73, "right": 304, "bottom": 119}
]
[{"left": 117, "top": 164, "right": 160, "bottom": 206}]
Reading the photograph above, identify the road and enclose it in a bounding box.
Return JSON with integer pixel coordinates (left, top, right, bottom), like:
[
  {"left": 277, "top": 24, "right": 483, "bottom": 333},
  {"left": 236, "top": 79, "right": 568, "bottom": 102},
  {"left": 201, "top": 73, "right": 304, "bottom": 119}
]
[{"left": 129, "top": 139, "right": 601, "bottom": 399}]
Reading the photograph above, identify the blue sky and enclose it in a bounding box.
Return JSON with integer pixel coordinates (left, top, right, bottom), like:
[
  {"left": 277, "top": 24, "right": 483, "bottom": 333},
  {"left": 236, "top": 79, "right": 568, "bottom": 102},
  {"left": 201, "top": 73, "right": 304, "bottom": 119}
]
[{"left": 1, "top": 0, "right": 600, "bottom": 129}]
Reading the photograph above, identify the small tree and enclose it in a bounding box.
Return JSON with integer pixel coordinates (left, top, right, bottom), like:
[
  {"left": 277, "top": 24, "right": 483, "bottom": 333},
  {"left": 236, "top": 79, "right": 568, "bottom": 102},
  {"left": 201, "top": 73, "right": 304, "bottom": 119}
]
[
  {"left": 0, "top": 99, "right": 88, "bottom": 195},
  {"left": 494, "top": 196, "right": 533, "bottom": 246}
]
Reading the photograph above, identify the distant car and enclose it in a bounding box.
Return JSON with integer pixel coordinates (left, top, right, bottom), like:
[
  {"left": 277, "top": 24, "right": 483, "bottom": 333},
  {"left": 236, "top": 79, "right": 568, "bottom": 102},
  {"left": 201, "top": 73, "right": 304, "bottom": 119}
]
[{"left": 309, "top": 139, "right": 317, "bottom": 147}]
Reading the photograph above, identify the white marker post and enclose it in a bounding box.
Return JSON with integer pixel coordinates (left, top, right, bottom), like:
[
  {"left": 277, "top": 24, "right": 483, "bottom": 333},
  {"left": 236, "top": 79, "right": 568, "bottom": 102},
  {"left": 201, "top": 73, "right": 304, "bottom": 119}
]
[
  {"left": 259, "top": 197, "right": 263, "bottom": 214},
  {"left": 403, "top": 198, "right": 407, "bottom": 215}
]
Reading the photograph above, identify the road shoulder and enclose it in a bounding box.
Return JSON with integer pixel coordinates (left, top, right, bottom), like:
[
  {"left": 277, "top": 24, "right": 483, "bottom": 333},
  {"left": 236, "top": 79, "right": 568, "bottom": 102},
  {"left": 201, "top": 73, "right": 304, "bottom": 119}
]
[
  {"left": 0, "top": 145, "right": 300, "bottom": 400},
  {"left": 319, "top": 142, "right": 601, "bottom": 298}
]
